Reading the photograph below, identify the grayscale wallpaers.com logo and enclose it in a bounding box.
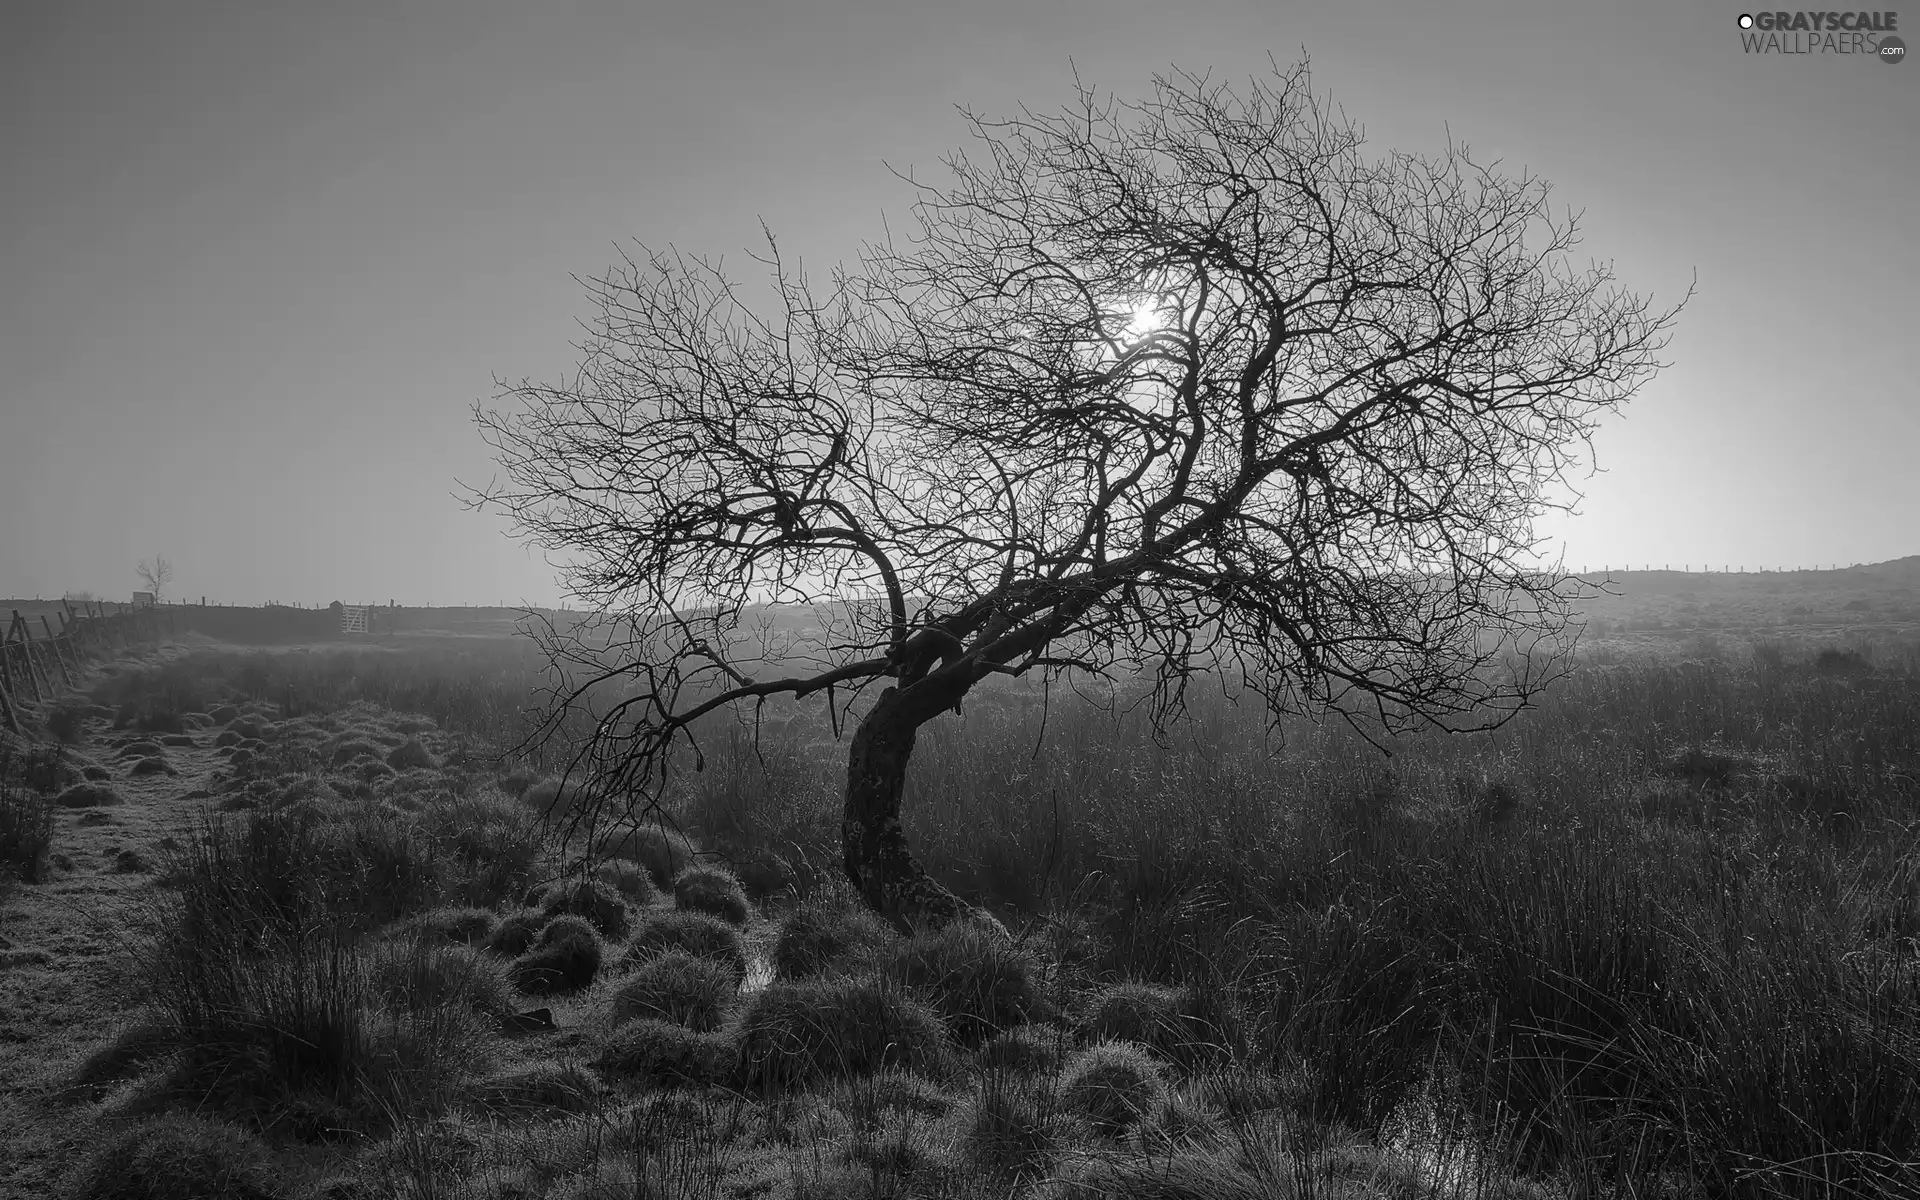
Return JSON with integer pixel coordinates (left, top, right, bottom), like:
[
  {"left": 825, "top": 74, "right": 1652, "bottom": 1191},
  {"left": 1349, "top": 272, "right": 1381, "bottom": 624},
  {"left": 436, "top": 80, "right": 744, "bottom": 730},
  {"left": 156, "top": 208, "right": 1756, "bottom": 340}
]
[{"left": 1736, "top": 11, "right": 1906, "bottom": 60}]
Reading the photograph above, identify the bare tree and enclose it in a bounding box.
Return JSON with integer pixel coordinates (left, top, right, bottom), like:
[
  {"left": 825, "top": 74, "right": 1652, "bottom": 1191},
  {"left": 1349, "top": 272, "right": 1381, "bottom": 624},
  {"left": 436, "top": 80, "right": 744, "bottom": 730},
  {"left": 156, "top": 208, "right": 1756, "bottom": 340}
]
[
  {"left": 136, "top": 555, "right": 174, "bottom": 603},
  {"left": 471, "top": 60, "right": 1686, "bottom": 935}
]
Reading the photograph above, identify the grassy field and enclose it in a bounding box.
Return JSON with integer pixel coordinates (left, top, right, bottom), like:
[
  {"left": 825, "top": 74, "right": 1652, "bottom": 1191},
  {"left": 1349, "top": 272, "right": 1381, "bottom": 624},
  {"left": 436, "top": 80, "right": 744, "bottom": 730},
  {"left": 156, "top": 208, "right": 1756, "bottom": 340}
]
[{"left": 0, "top": 570, "right": 1915, "bottom": 1199}]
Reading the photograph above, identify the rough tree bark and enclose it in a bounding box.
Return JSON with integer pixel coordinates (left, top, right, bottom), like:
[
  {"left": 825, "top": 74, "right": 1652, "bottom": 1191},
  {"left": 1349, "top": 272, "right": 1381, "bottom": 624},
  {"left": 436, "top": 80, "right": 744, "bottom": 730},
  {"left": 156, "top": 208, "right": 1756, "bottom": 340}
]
[{"left": 842, "top": 684, "right": 1007, "bottom": 937}]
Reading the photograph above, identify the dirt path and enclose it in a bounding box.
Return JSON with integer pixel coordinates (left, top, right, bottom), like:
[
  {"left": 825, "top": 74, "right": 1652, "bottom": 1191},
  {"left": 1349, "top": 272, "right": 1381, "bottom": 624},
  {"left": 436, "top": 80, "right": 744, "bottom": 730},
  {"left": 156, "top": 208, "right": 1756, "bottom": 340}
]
[{"left": 0, "top": 652, "right": 253, "bottom": 1198}]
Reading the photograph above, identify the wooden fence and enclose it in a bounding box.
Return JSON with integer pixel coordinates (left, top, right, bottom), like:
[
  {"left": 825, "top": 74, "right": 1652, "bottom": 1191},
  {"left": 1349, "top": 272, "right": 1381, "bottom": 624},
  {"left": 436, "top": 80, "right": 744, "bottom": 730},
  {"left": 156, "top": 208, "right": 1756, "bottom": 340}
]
[{"left": 0, "top": 600, "right": 172, "bottom": 735}]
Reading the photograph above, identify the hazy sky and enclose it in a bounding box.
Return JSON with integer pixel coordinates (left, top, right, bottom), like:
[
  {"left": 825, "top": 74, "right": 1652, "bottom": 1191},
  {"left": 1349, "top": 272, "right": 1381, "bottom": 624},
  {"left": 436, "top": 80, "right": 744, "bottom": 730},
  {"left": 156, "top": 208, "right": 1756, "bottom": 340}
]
[{"left": 4, "top": 1, "right": 1914, "bottom": 607}]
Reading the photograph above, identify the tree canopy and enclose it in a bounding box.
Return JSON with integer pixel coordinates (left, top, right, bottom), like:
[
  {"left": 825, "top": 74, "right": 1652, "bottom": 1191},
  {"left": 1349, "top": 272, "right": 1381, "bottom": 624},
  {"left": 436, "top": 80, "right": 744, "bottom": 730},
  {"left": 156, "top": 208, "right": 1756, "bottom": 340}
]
[{"left": 472, "top": 59, "right": 1685, "bottom": 932}]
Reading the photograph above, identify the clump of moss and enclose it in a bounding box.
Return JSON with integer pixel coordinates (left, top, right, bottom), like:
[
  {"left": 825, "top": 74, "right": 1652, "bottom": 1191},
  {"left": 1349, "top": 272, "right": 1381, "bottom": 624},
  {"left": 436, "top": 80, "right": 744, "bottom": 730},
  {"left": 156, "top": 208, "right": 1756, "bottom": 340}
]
[{"left": 673, "top": 863, "right": 752, "bottom": 926}]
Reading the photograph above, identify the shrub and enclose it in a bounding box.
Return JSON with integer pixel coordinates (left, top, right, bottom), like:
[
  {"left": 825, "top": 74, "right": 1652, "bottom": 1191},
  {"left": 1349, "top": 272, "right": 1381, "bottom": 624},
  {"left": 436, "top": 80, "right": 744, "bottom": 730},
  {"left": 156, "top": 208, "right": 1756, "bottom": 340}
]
[
  {"left": 1060, "top": 1041, "right": 1167, "bottom": 1135},
  {"left": 878, "top": 921, "right": 1051, "bottom": 1045},
  {"left": 600, "top": 821, "right": 696, "bottom": 889},
  {"left": 511, "top": 927, "right": 603, "bottom": 995},
  {"left": 736, "top": 975, "right": 955, "bottom": 1090},
  {"left": 595, "top": 857, "right": 656, "bottom": 903},
  {"left": 772, "top": 899, "right": 898, "bottom": 981},
  {"left": 623, "top": 910, "right": 749, "bottom": 980},
  {"left": 72, "top": 1111, "right": 282, "bottom": 1200},
  {"left": 608, "top": 952, "right": 738, "bottom": 1032},
  {"left": 484, "top": 909, "right": 549, "bottom": 957},
  {"left": 673, "top": 863, "right": 752, "bottom": 926},
  {"left": 541, "top": 877, "right": 634, "bottom": 940},
  {"left": 596, "top": 1018, "right": 737, "bottom": 1087}
]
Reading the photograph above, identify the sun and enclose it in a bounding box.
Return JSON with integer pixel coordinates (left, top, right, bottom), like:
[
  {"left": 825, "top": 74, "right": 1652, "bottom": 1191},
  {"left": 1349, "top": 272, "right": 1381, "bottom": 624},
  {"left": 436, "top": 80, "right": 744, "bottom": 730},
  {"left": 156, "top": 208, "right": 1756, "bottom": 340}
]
[{"left": 1124, "top": 299, "right": 1162, "bottom": 338}]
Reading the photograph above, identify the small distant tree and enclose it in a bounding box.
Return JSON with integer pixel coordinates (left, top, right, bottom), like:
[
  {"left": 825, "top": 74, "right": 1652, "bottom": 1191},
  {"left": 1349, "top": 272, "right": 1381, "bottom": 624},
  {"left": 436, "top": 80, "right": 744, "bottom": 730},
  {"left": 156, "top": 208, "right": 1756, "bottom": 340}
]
[
  {"left": 472, "top": 59, "right": 1686, "bottom": 935},
  {"left": 135, "top": 555, "right": 174, "bottom": 603}
]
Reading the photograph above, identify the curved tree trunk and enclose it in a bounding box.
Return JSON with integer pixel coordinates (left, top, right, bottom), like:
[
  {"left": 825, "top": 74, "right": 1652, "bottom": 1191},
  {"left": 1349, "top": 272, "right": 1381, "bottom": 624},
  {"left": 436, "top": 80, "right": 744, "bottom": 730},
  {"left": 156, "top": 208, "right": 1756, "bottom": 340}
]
[{"left": 843, "top": 685, "right": 1008, "bottom": 938}]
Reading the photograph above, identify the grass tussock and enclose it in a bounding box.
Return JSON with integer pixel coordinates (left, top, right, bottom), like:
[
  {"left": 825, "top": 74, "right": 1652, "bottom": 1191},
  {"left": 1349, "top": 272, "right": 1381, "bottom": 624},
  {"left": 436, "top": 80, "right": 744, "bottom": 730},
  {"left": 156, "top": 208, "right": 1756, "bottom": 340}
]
[
  {"left": 876, "top": 920, "right": 1054, "bottom": 1046},
  {"left": 607, "top": 951, "right": 739, "bottom": 1032},
  {"left": 1060, "top": 1040, "right": 1168, "bottom": 1136},
  {"left": 595, "top": 1017, "right": 738, "bottom": 1087},
  {"left": 736, "top": 975, "right": 957, "bottom": 1091},
  {"left": 510, "top": 919, "right": 603, "bottom": 995},
  {"left": 72, "top": 1111, "right": 283, "bottom": 1200},
  {"left": 672, "top": 862, "right": 752, "bottom": 926},
  {"left": 771, "top": 896, "right": 899, "bottom": 981},
  {"left": 600, "top": 821, "right": 696, "bottom": 889},
  {"left": 1, "top": 743, "right": 59, "bottom": 889},
  {"left": 621, "top": 909, "right": 750, "bottom": 980},
  {"left": 540, "top": 876, "right": 634, "bottom": 940}
]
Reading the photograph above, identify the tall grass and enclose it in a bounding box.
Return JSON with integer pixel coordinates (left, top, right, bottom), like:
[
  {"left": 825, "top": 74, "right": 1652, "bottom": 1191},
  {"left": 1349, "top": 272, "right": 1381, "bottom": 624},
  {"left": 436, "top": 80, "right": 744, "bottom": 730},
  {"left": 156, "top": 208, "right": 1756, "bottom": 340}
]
[
  {"left": 670, "top": 649, "right": 1920, "bottom": 1198},
  {"left": 140, "top": 805, "right": 492, "bottom": 1138},
  {"left": 0, "top": 738, "right": 59, "bottom": 892}
]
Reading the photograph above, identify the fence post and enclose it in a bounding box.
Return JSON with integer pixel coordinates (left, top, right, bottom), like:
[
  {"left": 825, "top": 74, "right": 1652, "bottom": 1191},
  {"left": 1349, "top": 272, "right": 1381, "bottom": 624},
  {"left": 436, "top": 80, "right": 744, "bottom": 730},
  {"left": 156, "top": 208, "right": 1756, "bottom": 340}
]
[
  {"left": 18, "top": 620, "right": 56, "bottom": 698},
  {"left": 39, "top": 615, "right": 76, "bottom": 689},
  {"left": 8, "top": 615, "right": 42, "bottom": 704},
  {"left": 0, "top": 649, "right": 18, "bottom": 734}
]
